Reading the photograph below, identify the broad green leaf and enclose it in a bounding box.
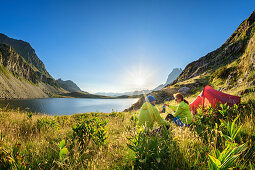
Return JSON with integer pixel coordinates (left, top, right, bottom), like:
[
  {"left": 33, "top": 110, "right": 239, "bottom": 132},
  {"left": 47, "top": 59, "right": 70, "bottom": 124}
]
[
  {"left": 139, "top": 158, "right": 146, "bottom": 163},
  {"left": 230, "top": 116, "right": 239, "bottom": 136},
  {"left": 208, "top": 155, "right": 221, "bottom": 168},
  {"left": 156, "top": 157, "right": 161, "bottom": 163},
  {"left": 232, "top": 124, "right": 243, "bottom": 141},
  {"left": 223, "top": 134, "right": 232, "bottom": 141},
  {"left": 250, "top": 162, "right": 255, "bottom": 170},
  {"left": 59, "top": 148, "right": 68, "bottom": 158},
  {"left": 59, "top": 139, "right": 65, "bottom": 149}
]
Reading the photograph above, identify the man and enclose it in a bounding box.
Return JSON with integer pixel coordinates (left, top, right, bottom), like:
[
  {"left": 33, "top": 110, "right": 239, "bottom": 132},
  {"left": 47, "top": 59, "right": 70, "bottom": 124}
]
[{"left": 138, "top": 95, "right": 169, "bottom": 129}]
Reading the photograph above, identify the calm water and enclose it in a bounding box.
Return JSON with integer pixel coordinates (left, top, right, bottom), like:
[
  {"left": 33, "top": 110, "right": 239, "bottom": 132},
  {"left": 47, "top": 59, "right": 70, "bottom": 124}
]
[{"left": 0, "top": 98, "right": 139, "bottom": 115}]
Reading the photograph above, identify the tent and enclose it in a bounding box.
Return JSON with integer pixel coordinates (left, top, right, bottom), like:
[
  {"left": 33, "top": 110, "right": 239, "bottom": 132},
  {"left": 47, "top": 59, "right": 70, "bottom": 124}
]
[{"left": 189, "top": 85, "right": 241, "bottom": 114}]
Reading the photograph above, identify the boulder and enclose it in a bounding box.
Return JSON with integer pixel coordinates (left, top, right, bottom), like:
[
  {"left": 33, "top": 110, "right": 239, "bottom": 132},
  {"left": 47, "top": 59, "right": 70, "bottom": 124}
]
[{"left": 178, "top": 87, "right": 191, "bottom": 94}]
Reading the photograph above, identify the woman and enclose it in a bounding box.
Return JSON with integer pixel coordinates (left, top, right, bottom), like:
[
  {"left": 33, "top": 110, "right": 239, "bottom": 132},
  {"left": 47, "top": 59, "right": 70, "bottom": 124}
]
[{"left": 166, "top": 93, "right": 192, "bottom": 127}]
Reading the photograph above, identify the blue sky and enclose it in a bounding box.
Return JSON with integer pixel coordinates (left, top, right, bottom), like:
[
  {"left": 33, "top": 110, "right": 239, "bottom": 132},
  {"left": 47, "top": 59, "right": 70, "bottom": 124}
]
[{"left": 0, "top": 0, "right": 254, "bottom": 93}]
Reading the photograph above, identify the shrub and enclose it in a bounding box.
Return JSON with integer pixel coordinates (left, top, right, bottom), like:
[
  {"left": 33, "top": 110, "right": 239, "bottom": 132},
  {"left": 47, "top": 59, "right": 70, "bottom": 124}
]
[
  {"left": 72, "top": 117, "right": 108, "bottom": 152},
  {"left": 36, "top": 117, "right": 56, "bottom": 131},
  {"left": 127, "top": 127, "right": 174, "bottom": 170},
  {"left": 210, "top": 66, "right": 237, "bottom": 81},
  {"left": 208, "top": 117, "right": 247, "bottom": 170}
]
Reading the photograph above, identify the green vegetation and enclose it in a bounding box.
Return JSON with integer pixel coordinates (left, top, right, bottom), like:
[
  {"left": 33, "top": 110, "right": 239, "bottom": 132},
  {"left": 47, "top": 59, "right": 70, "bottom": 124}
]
[
  {"left": 0, "top": 64, "right": 10, "bottom": 79},
  {"left": 0, "top": 99, "right": 254, "bottom": 169}
]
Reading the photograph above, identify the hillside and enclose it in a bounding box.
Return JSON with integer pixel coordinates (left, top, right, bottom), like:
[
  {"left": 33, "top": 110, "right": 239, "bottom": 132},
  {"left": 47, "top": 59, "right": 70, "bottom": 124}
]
[
  {"left": 56, "top": 78, "right": 86, "bottom": 93},
  {"left": 127, "top": 10, "right": 255, "bottom": 111},
  {"left": 0, "top": 33, "right": 54, "bottom": 84},
  {"left": 0, "top": 33, "right": 68, "bottom": 99},
  {"left": 60, "top": 92, "right": 115, "bottom": 98},
  {"left": 0, "top": 44, "right": 65, "bottom": 98}
]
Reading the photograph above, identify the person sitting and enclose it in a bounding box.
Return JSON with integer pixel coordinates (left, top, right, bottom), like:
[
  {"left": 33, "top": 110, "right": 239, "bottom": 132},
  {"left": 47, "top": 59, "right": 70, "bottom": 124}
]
[
  {"left": 138, "top": 95, "right": 169, "bottom": 129},
  {"left": 165, "top": 93, "right": 192, "bottom": 127}
]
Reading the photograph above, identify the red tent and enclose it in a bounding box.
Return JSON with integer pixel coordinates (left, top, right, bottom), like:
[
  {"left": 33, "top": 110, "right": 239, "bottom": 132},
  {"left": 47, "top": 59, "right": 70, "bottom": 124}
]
[{"left": 189, "top": 85, "right": 241, "bottom": 114}]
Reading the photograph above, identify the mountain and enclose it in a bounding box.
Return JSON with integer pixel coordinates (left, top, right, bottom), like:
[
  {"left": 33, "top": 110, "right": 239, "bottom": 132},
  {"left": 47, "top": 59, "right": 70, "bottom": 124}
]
[
  {"left": 60, "top": 91, "right": 121, "bottom": 99},
  {"left": 127, "top": 10, "right": 255, "bottom": 111},
  {"left": 0, "top": 33, "right": 55, "bottom": 85},
  {"left": 170, "top": 10, "right": 255, "bottom": 85},
  {"left": 153, "top": 68, "right": 182, "bottom": 91},
  {"left": 0, "top": 43, "right": 65, "bottom": 98},
  {"left": 95, "top": 89, "right": 151, "bottom": 97},
  {"left": 56, "top": 78, "right": 87, "bottom": 93}
]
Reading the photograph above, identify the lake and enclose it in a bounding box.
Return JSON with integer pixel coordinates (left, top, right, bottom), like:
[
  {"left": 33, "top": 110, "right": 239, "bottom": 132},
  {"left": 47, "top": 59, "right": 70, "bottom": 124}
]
[{"left": 0, "top": 98, "right": 139, "bottom": 115}]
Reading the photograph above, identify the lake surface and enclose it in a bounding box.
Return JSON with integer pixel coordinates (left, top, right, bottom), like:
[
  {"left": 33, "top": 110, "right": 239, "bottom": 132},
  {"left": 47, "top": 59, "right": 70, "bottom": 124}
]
[{"left": 0, "top": 98, "right": 139, "bottom": 115}]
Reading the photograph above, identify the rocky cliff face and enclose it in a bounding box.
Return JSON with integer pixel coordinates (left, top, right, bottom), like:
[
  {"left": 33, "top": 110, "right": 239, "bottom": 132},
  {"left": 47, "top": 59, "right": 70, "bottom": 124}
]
[
  {"left": 0, "top": 44, "right": 58, "bottom": 86},
  {"left": 0, "top": 33, "right": 56, "bottom": 86},
  {"left": 0, "top": 34, "right": 66, "bottom": 99}
]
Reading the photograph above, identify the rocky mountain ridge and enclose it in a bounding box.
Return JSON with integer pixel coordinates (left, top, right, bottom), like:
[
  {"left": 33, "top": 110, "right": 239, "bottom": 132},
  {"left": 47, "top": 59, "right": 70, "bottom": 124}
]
[
  {"left": 171, "top": 10, "right": 255, "bottom": 85},
  {"left": 0, "top": 33, "right": 55, "bottom": 85},
  {"left": 127, "top": 10, "right": 255, "bottom": 111},
  {"left": 0, "top": 34, "right": 66, "bottom": 98},
  {"left": 153, "top": 68, "right": 182, "bottom": 91}
]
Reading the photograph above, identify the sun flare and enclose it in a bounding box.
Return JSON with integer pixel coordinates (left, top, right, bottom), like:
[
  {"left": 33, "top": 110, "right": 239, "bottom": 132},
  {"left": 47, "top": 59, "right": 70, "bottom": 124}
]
[
  {"left": 134, "top": 77, "right": 145, "bottom": 87},
  {"left": 123, "top": 64, "right": 155, "bottom": 90}
]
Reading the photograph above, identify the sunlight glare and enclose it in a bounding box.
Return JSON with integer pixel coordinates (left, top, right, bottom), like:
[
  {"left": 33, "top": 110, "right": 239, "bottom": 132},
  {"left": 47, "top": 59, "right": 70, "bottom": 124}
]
[{"left": 135, "top": 77, "right": 145, "bottom": 87}]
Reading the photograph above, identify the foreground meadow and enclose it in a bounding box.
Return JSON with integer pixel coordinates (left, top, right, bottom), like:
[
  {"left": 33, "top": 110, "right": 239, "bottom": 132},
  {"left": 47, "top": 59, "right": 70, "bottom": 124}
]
[{"left": 0, "top": 100, "right": 254, "bottom": 169}]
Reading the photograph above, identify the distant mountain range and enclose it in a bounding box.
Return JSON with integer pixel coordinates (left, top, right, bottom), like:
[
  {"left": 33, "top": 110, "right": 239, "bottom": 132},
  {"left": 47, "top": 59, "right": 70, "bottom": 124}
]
[
  {"left": 94, "top": 68, "right": 182, "bottom": 97},
  {"left": 95, "top": 89, "right": 151, "bottom": 97},
  {"left": 153, "top": 68, "right": 182, "bottom": 91}
]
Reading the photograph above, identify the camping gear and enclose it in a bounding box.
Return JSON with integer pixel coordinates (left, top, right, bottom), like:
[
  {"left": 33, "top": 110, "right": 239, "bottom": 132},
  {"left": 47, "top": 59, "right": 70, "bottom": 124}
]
[
  {"left": 189, "top": 85, "right": 241, "bottom": 114},
  {"left": 162, "top": 105, "right": 166, "bottom": 113}
]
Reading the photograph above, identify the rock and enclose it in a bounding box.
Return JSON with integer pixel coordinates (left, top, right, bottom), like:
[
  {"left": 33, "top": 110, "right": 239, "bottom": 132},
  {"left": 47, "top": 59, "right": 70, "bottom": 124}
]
[
  {"left": 226, "top": 75, "right": 232, "bottom": 86},
  {"left": 238, "top": 78, "right": 243, "bottom": 83},
  {"left": 178, "top": 87, "right": 191, "bottom": 94}
]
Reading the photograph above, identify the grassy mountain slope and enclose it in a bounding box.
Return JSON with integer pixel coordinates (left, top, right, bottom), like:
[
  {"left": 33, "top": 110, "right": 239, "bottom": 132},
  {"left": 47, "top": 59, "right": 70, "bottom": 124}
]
[{"left": 127, "top": 10, "right": 255, "bottom": 111}]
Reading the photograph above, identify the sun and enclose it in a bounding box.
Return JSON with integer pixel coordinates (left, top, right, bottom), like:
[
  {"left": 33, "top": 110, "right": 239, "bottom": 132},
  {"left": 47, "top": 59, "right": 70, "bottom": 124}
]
[
  {"left": 123, "top": 64, "right": 155, "bottom": 90},
  {"left": 134, "top": 78, "right": 145, "bottom": 87}
]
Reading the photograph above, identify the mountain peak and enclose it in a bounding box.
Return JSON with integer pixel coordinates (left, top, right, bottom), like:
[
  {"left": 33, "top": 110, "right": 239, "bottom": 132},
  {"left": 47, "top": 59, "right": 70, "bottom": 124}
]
[
  {"left": 56, "top": 78, "right": 84, "bottom": 93},
  {"left": 153, "top": 68, "right": 182, "bottom": 91}
]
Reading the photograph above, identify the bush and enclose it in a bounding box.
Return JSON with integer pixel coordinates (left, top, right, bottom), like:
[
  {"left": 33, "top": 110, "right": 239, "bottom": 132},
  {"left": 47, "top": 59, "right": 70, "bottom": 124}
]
[
  {"left": 72, "top": 117, "right": 108, "bottom": 152},
  {"left": 36, "top": 117, "right": 56, "bottom": 131},
  {"left": 210, "top": 66, "right": 237, "bottom": 81},
  {"left": 127, "top": 127, "right": 172, "bottom": 169}
]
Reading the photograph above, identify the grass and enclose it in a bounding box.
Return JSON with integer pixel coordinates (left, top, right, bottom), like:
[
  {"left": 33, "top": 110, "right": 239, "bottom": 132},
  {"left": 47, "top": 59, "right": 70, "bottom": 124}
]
[
  {"left": 0, "top": 64, "right": 10, "bottom": 79},
  {"left": 0, "top": 99, "right": 254, "bottom": 169}
]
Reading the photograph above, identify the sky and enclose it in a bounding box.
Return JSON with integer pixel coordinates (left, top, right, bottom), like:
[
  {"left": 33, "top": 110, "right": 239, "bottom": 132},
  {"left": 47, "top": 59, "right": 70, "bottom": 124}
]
[{"left": 0, "top": 0, "right": 254, "bottom": 93}]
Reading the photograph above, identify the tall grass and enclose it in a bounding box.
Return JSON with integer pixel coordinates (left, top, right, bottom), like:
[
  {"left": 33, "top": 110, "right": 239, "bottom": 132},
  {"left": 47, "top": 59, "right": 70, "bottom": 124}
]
[{"left": 0, "top": 101, "right": 254, "bottom": 169}]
